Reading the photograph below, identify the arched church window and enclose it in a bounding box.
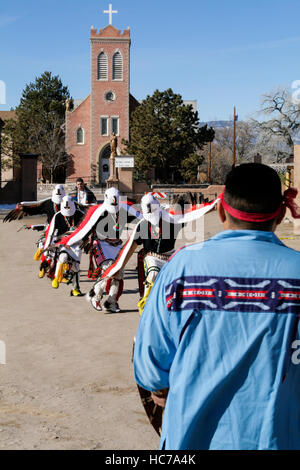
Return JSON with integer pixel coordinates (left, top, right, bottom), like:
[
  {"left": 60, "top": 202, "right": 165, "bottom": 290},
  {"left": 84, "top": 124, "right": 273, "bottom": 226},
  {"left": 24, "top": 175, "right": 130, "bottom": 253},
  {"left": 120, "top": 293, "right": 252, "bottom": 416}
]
[
  {"left": 101, "top": 145, "right": 111, "bottom": 160},
  {"left": 112, "top": 51, "right": 123, "bottom": 80},
  {"left": 98, "top": 52, "right": 108, "bottom": 80},
  {"left": 76, "top": 127, "right": 84, "bottom": 144}
]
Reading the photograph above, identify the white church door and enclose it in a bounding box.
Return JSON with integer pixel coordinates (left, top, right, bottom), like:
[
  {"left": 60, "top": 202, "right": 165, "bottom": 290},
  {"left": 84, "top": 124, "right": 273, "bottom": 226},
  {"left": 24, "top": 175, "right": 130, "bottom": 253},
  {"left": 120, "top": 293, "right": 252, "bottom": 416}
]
[{"left": 99, "top": 145, "right": 110, "bottom": 184}]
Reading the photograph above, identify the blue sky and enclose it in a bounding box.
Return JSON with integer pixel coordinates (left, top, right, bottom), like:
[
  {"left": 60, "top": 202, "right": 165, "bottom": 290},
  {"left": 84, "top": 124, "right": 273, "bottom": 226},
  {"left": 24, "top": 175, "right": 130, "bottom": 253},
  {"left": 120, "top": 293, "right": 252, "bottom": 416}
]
[{"left": 0, "top": 0, "right": 299, "bottom": 121}]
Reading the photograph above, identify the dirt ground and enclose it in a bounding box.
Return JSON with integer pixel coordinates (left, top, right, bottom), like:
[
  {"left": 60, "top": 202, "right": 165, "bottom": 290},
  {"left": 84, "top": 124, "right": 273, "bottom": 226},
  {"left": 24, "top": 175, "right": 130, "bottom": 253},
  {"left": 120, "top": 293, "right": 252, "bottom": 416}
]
[{"left": 0, "top": 210, "right": 299, "bottom": 450}]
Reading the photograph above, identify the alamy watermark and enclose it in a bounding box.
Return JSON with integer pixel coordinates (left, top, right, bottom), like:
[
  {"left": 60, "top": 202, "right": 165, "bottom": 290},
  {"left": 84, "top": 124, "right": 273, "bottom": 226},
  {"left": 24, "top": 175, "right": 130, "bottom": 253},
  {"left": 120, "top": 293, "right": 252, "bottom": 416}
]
[
  {"left": 292, "top": 340, "right": 300, "bottom": 365},
  {"left": 291, "top": 80, "right": 300, "bottom": 105},
  {"left": 96, "top": 202, "right": 206, "bottom": 246},
  {"left": 0, "top": 80, "right": 6, "bottom": 104},
  {"left": 0, "top": 340, "right": 6, "bottom": 365}
]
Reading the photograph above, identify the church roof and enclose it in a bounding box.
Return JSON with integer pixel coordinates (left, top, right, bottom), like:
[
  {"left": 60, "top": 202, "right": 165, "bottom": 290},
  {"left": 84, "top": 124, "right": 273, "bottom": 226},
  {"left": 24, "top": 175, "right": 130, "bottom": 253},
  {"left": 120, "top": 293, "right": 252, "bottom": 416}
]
[
  {"left": 90, "top": 24, "right": 130, "bottom": 39},
  {"left": 70, "top": 95, "right": 90, "bottom": 112}
]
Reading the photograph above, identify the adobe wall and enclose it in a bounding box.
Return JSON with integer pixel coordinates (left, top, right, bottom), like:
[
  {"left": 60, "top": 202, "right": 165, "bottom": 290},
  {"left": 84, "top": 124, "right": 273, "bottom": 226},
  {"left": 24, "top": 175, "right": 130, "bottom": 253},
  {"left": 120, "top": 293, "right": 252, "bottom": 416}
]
[
  {"left": 0, "top": 154, "right": 38, "bottom": 203},
  {"left": 0, "top": 180, "right": 21, "bottom": 204}
]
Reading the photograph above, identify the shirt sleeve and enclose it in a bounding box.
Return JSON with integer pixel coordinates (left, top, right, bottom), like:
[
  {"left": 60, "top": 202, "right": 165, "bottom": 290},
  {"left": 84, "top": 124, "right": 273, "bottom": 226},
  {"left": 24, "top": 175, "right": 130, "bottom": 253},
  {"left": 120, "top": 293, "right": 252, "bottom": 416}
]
[{"left": 133, "top": 267, "right": 176, "bottom": 391}]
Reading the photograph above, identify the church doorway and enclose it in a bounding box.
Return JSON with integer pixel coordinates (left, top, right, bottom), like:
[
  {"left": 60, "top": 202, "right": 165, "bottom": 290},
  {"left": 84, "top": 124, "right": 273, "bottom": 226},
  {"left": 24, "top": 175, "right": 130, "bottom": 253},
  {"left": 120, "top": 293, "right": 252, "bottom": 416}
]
[{"left": 99, "top": 144, "right": 111, "bottom": 184}]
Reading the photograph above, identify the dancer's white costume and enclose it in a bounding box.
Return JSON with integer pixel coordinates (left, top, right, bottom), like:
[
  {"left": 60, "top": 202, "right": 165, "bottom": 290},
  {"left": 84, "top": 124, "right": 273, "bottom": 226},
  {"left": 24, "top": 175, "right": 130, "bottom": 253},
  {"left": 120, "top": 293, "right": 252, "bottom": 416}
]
[
  {"left": 37, "top": 186, "right": 66, "bottom": 275},
  {"left": 45, "top": 195, "right": 85, "bottom": 295},
  {"left": 59, "top": 188, "right": 141, "bottom": 311},
  {"left": 101, "top": 194, "right": 220, "bottom": 314},
  {"left": 4, "top": 185, "right": 66, "bottom": 278}
]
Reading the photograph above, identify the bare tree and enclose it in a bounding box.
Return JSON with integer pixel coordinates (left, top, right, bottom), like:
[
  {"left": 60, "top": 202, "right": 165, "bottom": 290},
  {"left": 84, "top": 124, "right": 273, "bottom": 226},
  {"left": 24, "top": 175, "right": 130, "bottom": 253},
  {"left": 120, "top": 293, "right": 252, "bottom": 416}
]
[
  {"left": 3, "top": 72, "right": 72, "bottom": 183},
  {"left": 251, "top": 88, "right": 299, "bottom": 162},
  {"left": 199, "top": 141, "right": 232, "bottom": 184},
  {"left": 29, "top": 111, "right": 69, "bottom": 183},
  {"left": 214, "top": 121, "right": 257, "bottom": 163}
]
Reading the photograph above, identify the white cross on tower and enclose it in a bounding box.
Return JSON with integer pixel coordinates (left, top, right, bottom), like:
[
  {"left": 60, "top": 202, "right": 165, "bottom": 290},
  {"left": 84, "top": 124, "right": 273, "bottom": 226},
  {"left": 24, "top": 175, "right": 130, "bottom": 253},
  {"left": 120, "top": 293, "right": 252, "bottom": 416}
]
[{"left": 103, "top": 4, "right": 118, "bottom": 25}]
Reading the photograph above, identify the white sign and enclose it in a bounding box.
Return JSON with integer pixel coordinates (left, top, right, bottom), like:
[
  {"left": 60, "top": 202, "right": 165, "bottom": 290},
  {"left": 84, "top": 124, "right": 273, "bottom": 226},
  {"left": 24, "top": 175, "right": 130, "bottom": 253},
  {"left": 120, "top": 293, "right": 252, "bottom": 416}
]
[
  {"left": 115, "top": 156, "right": 134, "bottom": 168},
  {"left": 0, "top": 340, "right": 6, "bottom": 364}
]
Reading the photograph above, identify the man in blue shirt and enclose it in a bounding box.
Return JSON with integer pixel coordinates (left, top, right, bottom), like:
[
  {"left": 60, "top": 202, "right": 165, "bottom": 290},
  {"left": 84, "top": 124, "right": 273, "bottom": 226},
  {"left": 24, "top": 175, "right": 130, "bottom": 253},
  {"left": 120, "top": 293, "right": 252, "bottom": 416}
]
[{"left": 133, "top": 163, "right": 300, "bottom": 450}]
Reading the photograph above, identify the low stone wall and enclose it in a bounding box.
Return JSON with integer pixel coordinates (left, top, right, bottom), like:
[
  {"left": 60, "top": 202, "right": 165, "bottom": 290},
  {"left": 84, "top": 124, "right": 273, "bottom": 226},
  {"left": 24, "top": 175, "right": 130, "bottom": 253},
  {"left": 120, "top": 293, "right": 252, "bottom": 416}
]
[
  {"left": 37, "top": 183, "right": 76, "bottom": 193},
  {"left": 37, "top": 183, "right": 106, "bottom": 203},
  {"left": 36, "top": 182, "right": 224, "bottom": 204},
  {"left": 149, "top": 184, "right": 224, "bottom": 202},
  {"left": 168, "top": 184, "right": 224, "bottom": 198}
]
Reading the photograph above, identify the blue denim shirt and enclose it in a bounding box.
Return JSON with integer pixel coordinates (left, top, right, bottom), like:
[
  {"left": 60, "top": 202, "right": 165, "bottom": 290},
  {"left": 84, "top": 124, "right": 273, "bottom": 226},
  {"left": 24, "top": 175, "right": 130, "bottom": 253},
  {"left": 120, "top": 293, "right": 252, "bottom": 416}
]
[{"left": 134, "top": 230, "right": 300, "bottom": 450}]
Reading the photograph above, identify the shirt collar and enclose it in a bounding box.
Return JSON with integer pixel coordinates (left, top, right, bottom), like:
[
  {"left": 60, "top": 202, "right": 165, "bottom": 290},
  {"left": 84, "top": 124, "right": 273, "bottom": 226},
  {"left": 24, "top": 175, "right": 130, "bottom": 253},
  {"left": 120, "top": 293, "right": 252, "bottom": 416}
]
[{"left": 210, "top": 229, "right": 285, "bottom": 247}]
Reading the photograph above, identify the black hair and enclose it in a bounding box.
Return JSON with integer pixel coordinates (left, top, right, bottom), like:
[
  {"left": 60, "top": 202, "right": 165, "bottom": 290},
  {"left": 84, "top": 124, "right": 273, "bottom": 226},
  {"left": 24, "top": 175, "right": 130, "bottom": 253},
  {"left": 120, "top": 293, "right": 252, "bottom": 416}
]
[
  {"left": 76, "top": 178, "right": 84, "bottom": 183},
  {"left": 224, "top": 163, "right": 283, "bottom": 230}
]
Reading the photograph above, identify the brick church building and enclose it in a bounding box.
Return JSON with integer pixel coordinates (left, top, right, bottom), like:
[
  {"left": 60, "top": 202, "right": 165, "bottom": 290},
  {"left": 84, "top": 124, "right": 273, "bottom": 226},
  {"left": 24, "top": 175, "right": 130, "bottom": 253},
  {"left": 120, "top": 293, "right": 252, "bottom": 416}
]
[{"left": 65, "top": 11, "right": 139, "bottom": 186}]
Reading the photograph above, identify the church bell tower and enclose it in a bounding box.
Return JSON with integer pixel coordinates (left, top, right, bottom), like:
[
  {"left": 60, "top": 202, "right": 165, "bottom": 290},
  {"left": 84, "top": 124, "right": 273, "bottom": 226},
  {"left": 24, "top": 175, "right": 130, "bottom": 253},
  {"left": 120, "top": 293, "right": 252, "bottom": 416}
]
[{"left": 90, "top": 5, "right": 131, "bottom": 184}]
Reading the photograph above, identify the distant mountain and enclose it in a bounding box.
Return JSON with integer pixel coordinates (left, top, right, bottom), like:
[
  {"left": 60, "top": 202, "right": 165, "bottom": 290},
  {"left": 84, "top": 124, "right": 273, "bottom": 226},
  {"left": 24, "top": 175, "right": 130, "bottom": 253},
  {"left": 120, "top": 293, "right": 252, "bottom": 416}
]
[{"left": 199, "top": 120, "right": 234, "bottom": 129}]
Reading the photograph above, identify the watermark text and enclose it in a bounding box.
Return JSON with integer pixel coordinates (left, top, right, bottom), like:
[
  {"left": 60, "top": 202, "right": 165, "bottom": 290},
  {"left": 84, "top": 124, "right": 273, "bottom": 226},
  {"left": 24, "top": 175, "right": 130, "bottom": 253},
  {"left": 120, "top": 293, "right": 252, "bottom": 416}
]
[
  {"left": 291, "top": 80, "right": 300, "bottom": 105},
  {"left": 0, "top": 340, "right": 6, "bottom": 364},
  {"left": 0, "top": 80, "right": 6, "bottom": 104},
  {"left": 292, "top": 340, "right": 300, "bottom": 365}
]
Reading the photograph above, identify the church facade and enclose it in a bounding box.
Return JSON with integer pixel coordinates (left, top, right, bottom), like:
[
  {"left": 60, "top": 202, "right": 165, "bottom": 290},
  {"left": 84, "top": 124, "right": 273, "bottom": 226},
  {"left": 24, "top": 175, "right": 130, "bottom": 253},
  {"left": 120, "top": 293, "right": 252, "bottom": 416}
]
[{"left": 65, "top": 21, "right": 139, "bottom": 185}]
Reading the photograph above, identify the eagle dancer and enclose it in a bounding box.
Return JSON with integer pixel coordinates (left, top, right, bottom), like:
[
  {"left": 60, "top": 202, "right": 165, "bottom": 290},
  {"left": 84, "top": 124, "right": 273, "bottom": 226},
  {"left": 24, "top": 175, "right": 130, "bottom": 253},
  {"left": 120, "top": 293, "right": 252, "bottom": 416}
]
[
  {"left": 59, "top": 187, "right": 141, "bottom": 311},
  {"left": 3, "top": 185, "right": 66, "bottom": 278},
  {"left": 43, "top": 195, "right": 85, "bottom": 296},
  {"left": 94, "top": 193, "right": 219, "bottom": 315}
]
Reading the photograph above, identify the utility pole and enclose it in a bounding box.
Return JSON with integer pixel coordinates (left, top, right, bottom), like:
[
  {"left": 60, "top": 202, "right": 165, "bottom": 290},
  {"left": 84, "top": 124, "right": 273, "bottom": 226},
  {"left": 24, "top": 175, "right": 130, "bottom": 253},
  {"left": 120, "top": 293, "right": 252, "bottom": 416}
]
[
  {"left": 0, "top": 118, "right": 4, "bottom": 188},
  {"left": 208, "top": 141, "right": 212, "bottom": 184},
  {"left": 233, "top": 106, "right": 237, "bottom": 166}
]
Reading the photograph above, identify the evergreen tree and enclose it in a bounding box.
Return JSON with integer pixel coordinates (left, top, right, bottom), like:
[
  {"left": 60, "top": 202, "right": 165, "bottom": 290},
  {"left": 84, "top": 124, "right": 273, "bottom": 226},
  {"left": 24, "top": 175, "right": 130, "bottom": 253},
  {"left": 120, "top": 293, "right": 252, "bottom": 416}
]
[
  {"left": 4, "top": 71, "right": 72, "bottom": 182},
  {"left": 124, "top": 88, "right": 214, "bottom": 183}
]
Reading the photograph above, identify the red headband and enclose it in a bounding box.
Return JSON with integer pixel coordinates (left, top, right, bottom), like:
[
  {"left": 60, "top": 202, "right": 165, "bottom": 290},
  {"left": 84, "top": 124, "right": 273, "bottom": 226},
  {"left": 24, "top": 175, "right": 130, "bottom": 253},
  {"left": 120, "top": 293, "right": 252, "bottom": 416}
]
[{"left": 220, "top": 187, "right": 300, "bottom": 222}]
